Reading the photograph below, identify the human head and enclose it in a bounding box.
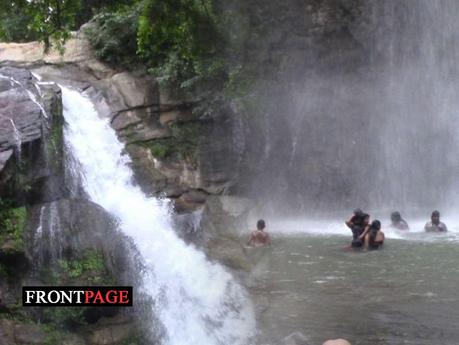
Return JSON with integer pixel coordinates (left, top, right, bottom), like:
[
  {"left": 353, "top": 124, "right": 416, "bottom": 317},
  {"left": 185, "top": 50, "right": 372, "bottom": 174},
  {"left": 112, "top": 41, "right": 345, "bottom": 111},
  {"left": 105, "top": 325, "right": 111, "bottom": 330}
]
[
  {"left": 354, "top": 208, "right": 363, "bottom": 216},
  {"left": 431, "top": 210, "right": 440, "bottom": 224},
  {"left": 370, "top": 219, "right": 381, "bottom": 230},
  {"left": 257, "top": 219, "right": 266, "bottom": 230},
  {"left": 391, "top": 211, "right": 401, "bottom": 223}
]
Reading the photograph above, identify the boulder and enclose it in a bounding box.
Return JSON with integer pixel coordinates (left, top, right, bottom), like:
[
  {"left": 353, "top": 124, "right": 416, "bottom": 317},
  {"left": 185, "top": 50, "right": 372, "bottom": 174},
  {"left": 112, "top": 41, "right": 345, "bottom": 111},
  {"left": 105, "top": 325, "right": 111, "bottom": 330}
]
[
  {"left": 0, "top": 32, "right": 113, "bottom": 79},
  {"left": 174, "top": 189, "right": 208, "bottom": 212},
  {"left": 0, "top": 67, "right": 66, "bottom": 204},
  {"left": 201, "top": 195, "right": 255, "bottom": 238},
  {"left": 85, "top": 72, "right": 159, "bottom": 120},
  {"left": 0, "top": 67, "right": 42, "bottom": 151}
]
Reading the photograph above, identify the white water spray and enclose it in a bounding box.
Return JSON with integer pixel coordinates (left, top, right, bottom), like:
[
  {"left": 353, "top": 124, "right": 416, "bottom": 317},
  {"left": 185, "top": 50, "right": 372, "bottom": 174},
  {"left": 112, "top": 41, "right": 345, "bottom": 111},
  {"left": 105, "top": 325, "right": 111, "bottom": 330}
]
[
  {"left": 8, "top": 118, "right": 22, "bottom": 158},
  {"left": 61, "top": 86, "right": 255, "bottom": 345},
  {"left": 0, "top": 73, "right": 49, "bottom": 119}
]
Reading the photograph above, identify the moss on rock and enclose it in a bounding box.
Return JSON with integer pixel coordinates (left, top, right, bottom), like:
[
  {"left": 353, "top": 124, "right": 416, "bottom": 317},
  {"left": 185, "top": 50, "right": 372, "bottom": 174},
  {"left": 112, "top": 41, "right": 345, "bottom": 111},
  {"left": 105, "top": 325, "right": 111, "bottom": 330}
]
[
  {"left": 136, "top": 121, "right": 204, "bottom": 164},
  {"left": 0, "top": 202, "right": 27, "bottom": 251}
]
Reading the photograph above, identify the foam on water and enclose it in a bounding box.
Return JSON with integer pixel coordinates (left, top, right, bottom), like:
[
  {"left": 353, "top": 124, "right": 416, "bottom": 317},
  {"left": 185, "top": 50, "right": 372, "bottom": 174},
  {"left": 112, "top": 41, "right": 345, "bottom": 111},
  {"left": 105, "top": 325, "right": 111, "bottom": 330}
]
[
  {"left": 268, "top": 216, "right": 459, "bottom": 242},
  {"left": 61, "top": 86, "right": 255, "bottom": 345}
]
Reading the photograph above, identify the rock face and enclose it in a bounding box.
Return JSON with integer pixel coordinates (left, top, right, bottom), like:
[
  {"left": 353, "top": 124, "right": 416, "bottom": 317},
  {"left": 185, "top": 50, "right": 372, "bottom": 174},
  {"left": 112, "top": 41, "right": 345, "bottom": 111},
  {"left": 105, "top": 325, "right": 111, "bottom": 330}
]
[
  {"left": 0, "top": 32, "right": 252, "bottom": 212},
  {"left": 0, "top": 66, "right": 66, "bottom": 204},
  {"left": 0, "top": 66, "right": 150, "bottom": 344},
  {"left": 25, "top": 199, "right": 139, "bottom": 286}
]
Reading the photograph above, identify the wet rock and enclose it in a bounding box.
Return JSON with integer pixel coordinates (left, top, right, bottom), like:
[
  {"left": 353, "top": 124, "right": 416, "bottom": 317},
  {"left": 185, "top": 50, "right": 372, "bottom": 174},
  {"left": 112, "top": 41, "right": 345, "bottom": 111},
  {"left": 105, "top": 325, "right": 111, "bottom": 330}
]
[
  {"left": 125, "top": 144, "right": 169, "bottom": 195},
  {"left": 85, "top": 71, "right": 158, "bottom": 120},
  {"left": 0, "top": 67, "right": 42, "bottom": 151},
  {"left": 174, "top": 189, "right": 208, "bottom": 212},
  {"left": 25, "top": 199, "right": 139, "bottom": 287},
  {"left": 159, "top": 108, "right": 193, "bottom": 126},
  {"left": 87, "top": 315, "right": 136, "bottom": 345},
  {"left": 125, "top": 143, "right": 202, "bottom": 197},
  {"left": 201, "top": 195, "right": 255, "bottom": 237},
  {"left": 0, "top": 318, "right": 15, "bottom": 345},
  {"left": 0, "top": 150, "right": 13, "bottom": 171},
  {"left": 61, "top": 334, "right": 87, "bottom": 345},
  {"left": 0, "top": 67, "right": 66, "bottom": 204},
  {"left": 14, "top": 323, "right": 47, "bottom": 344},
  {"left": 206, "top": 235, "right": 251, "bottom": 271}
]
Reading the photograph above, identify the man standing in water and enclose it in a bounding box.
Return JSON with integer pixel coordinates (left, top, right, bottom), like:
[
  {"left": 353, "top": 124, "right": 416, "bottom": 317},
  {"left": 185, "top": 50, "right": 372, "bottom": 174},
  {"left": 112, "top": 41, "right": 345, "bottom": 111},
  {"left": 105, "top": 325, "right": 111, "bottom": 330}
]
[
  {"left": 390, "top": 211, "right": 409, "bottom": 230},
  {"left": 247, "top": 219, "right": 272, "bottom": 246},
  {"left": 345, "top": 209, "right": 369, "bottom": 248},
  {"left": 425, "top": 210, "right": 448, "bottom": 232}
]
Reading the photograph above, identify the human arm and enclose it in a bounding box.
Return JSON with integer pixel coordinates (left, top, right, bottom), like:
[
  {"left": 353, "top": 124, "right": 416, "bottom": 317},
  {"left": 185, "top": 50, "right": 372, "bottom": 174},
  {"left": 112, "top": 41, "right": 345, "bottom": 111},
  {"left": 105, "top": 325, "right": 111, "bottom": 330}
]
[
  {"left": 345, "top": 215, "right": 355, "bottom": 229},
  {"left": 359, "top": 225, "right": 370, "bottom": 240}
]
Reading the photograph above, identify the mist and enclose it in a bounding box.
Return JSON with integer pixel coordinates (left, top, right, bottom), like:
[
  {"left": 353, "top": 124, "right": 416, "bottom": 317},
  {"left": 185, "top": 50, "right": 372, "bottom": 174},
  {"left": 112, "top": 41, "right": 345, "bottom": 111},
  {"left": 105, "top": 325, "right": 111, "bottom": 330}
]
[{"left": 228, "top": 0, "right": 459, "bottom": 216}]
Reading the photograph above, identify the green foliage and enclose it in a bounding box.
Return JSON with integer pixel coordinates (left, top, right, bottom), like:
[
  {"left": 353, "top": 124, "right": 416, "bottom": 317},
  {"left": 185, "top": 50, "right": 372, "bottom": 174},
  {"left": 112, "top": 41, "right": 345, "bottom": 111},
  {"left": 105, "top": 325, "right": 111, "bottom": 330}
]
[
  {"left": 138, "top": 122, "right": 203, "bottom": 163},
  {"left": 0, "top": 263, "right": 7, "bottom": 277},
  {"left": 55, "top": 249, "right": 113, "bottom": 284},
  {"left": 0, "top": 1, "right": 37, "bottom": 42},
  {"left": 0, "top": 199, "right": 26, "bottom": 250},
  {"left": 121, "top": 334, "right": 144, "bottom": 345},
  {"left": 43, "top": 308, "right": 87, "bottom": 329},
  {"left": 0, "top": 0, "right": 136, "bottom": 51},
  {"left": 23, "top": 0, "right": 80, "bottom": 52},
  {"left": 84, "top": 7, "right": 141, "bottom": 67},
  {"left": 43, "top": 325, "right": 66, "bottom": 345},
  {"left": 137, "top": 0, "right": 226, "bottom": 93}
]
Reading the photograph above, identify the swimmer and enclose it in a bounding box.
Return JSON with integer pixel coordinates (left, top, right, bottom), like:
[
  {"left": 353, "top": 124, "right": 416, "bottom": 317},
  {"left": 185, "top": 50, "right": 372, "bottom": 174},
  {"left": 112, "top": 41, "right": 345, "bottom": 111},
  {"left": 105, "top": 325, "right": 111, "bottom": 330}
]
[
  {"left": 360, "top": 219, "right": 384, "bottom": 250},
  {"left": 346, "top": 209, "right": 369, "bottom": 248},
  {"left": 247, "top": 219, "right": 272, "bottom": 247},
  {"left": 424, "top": 210, "right": 447, "bottom": 232},
  {"left": 390, "top": 211, "right": 409, "bottom": 230}
]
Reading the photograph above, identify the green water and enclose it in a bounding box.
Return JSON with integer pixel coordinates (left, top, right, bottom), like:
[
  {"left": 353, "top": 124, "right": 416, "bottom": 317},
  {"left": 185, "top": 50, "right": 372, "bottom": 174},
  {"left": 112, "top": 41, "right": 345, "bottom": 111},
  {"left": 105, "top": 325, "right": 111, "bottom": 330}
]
[{"left": 249, "top": 235, "right": 459, "bottom": 345}]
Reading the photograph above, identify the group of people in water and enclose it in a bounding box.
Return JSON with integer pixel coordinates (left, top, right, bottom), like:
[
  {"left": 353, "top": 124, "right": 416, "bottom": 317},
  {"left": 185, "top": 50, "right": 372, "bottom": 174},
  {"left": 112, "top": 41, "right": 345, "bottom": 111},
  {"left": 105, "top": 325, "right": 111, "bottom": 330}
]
[
  {"left": 346, "top": 208, "right": 448, "bottom": 250},
  {"left": 246, "top": 209, "right": 449, "bottom": 250}
]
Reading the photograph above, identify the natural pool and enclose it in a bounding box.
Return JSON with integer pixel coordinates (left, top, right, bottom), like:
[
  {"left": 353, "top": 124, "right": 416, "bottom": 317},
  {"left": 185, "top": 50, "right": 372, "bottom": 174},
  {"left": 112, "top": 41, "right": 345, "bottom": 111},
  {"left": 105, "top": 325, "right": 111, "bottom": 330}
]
[{"left": 248, "top": 231, "right": 459, "bottom": 345}]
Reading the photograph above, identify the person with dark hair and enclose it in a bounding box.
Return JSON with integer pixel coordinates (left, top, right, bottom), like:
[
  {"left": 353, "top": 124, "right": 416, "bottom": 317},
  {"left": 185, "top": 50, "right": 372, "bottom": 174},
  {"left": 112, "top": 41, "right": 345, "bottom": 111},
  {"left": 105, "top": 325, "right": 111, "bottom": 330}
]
[
  {"left": 360, "top": 219, "right": 385, "bottom": 250},
  {"left": 247, "top": 219, "right": 272, "bottom": 247},
  {"left": 345, "top": 209, "right": 369, "bottom": 248},
  {"left": 424, "top": 210, "right": 447, "bottom": 232},
  {"left": 390, "top": 211, "right": 409, "bottom": 230}
]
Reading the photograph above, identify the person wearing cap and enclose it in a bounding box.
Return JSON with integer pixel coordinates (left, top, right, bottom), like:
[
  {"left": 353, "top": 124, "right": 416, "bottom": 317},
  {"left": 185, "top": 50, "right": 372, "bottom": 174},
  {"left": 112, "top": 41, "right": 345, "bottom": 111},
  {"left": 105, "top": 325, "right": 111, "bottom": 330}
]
[
  {"left": 390, "top": 211, "right": 409, "bottom": 230},
  {"left": 424, "top": 210, "right": 447, "bottom": 232}
]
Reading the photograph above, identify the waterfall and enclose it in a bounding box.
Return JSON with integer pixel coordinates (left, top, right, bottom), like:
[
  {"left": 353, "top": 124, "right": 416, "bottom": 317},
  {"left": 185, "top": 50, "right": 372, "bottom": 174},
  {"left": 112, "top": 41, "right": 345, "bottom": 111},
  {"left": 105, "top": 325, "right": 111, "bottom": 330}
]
[
  {"left": 61, "top": 86, "right": 255, "bottom": 345},
  {"left": 363, "top": 0, "right": 459, "bottom": 211}
]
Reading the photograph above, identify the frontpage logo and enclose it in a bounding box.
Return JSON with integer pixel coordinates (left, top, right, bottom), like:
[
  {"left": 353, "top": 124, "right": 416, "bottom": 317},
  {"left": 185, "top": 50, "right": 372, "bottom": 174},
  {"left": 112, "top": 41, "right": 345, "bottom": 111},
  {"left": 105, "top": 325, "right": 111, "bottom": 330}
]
[{"left": 23, "top": 286, "right": 133, "bottom": 306}]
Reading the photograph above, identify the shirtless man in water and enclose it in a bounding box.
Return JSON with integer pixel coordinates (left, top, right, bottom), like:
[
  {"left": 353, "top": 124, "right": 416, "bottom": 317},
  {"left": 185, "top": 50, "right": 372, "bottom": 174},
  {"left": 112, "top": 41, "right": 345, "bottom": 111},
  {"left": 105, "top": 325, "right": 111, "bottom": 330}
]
[{"left": 247, "top": 219, "right": 272, "bottom": 247}]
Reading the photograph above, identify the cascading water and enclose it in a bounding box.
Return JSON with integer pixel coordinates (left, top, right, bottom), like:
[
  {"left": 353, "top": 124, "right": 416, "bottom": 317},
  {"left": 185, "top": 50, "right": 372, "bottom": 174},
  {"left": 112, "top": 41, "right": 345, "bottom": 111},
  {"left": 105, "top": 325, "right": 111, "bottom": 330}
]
[{"left": 61, "top": 86, "right": 255, "bottom": 345}]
